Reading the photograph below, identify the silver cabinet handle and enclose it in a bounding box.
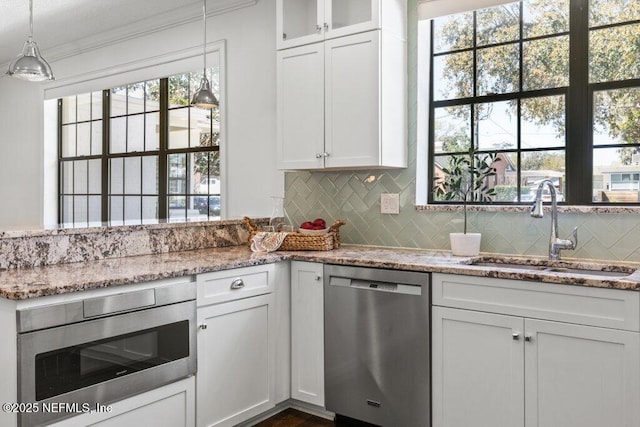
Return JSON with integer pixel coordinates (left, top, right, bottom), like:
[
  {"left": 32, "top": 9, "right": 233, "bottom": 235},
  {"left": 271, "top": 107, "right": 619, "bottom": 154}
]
[
  {"left": 512, "top": 333, "right": 521, "bottom": 340},
  {"left": 316, "top": 153, "right": 323, "bottom": 158},
  {"left": 230, "top": 278, "right": 245, "bottom": 290},
  {"left": 316, "top": 152, "right": 330, "bottom": 158},
  {"left": 316, "top": 24, "right": 322, "bottom": 33},
  {"left": 199, "top": 323, "right": 208, "bottom": 330},
  {"left": 324, "top": 22, "right": 329, "bottom": 31},
  {"left": 524, "top": 335, "right": 533, "bottom": 342},
  {"left": 315, "top": 275, "right": 322, "bottom": 281}
]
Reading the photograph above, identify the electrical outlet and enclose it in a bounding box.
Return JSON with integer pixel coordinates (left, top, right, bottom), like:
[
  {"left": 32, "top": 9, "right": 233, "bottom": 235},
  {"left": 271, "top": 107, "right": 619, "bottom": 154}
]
[{"left": 380, "top": 193, "right": 400, "bottom": 214}]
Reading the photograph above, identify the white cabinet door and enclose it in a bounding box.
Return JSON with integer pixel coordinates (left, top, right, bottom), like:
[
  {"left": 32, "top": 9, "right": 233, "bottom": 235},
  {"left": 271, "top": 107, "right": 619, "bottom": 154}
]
[
  {"left": 290, "top": 261, "right": 325, "bottom": 407},
  {"left": 525, "top": 319, "right": 640, "bottom": 427},
  {"left": 432, "top": 307, "right": 525, "bottom": 427},
  {"left": 50, "top": 377, "right": 195, "bottom": 427},
  {"left": 324, "top": 31, "right": 380, "bottom": 169},
  {"left": 196, "top": 294, "right": 275, "bottom": 427},
  {"left": 276, "top": 0, "right": 383, "bottom": 50},
  {"left": 277, "top": 43, "right": 325, "bottom": 170}
]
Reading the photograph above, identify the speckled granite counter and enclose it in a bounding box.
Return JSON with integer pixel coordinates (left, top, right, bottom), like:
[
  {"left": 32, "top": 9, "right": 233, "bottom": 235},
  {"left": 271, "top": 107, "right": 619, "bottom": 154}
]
[{"left": 2, "top": 245, "right": 640, "bottom": 300}]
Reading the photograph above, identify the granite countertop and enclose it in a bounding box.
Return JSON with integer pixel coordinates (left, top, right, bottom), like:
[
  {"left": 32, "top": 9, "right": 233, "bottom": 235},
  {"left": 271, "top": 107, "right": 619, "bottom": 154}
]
[{"left": 1, "top": 245, "right": 640, "bottom": 300}]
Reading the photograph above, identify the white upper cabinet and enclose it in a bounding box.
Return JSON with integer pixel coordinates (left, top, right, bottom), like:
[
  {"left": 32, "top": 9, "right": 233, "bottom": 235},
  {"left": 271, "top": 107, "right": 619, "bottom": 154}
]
[{"left": 277, "top": 0, "right": 397, "bottom": 50}]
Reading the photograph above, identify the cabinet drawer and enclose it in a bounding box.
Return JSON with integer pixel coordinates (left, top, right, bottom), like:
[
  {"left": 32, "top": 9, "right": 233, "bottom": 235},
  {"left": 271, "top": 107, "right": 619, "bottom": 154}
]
[
  {"left": 433, "top": 273, "right": 640, "bottom": 331},
  {"left": 197, "top": 264, "right": 274, "bottom": 306}
]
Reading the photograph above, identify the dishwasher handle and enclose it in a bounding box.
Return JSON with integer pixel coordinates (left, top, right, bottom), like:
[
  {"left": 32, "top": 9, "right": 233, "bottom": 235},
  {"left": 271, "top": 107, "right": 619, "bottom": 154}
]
[{"left": 330, "top": 276, "right": 422, "bottom": 296}]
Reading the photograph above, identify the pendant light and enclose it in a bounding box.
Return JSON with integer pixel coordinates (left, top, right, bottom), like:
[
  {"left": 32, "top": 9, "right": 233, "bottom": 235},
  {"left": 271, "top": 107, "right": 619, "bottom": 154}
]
[
  {"left": 191, "top": 0, "right": 218, "bottom": 109},
  {"left": 7, "top": 0, "right": 54, "bottom": 82}
]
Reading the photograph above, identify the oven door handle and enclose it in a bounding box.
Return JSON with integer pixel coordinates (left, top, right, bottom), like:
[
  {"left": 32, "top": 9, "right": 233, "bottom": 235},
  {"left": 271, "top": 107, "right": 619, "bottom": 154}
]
[{"left": 230, "top": 278, "right": 245, "bottom": 290}]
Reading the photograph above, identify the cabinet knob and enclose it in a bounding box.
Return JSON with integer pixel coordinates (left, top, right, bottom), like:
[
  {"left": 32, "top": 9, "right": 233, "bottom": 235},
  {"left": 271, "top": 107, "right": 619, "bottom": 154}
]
[
  {"left": 316, "top": 24, "right": 322, "bottom": 33},
  {"left": 316, "top": 152, "right": 330, "bottom": 159},
  {"left": 230, "top": 278, "right": 245, "bottom": 290},
  {"left": 199, "top": 323, "right": 208, "bottom": 330},
  {"left": 323, "top": 22, "right": 329, "bottom": 31},
  {"left": 315, "top": 275, "right": 322, "bottom": 281},
  {"left": 512, "top": 332, "right": 521, "bottom": 340},
  {"left": 524, "top": 335, "right": 533, "bottom": 342}
]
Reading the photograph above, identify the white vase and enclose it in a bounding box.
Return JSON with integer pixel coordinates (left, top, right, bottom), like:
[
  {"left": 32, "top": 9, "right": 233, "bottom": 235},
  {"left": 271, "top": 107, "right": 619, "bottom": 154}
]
[{"left": 449, "top": 232, "right": 482, "bottom": 256}]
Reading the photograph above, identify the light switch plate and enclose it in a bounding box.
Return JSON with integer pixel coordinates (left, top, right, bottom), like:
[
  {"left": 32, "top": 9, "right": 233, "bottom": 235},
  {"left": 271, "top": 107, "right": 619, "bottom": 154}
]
[{"left": 380, "top": 193, "right": 400, "bottom": 214}]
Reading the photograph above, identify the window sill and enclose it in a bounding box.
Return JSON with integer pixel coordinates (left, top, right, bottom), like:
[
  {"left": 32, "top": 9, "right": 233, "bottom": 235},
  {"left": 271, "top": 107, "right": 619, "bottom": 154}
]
[{"left": 415, "top": 205, "right": 640, "bottom": 214}]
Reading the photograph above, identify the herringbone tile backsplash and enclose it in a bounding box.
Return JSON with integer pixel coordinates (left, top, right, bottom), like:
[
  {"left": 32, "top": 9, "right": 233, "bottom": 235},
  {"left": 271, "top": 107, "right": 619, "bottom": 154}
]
[{"left": 284, "top": 171, "right": 640, "bottom": 262}]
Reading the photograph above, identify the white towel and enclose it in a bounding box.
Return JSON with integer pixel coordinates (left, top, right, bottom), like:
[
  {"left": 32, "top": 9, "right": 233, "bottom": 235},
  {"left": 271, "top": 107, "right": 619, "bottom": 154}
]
[{"left": 251, "top": 232, "right": 289, "bottom": 253}]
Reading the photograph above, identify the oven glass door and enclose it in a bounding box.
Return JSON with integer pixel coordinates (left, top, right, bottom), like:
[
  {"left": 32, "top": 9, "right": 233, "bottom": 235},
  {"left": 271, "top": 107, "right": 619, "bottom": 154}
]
[{"left": 35, "top": 320, "right": 189, "bottom": 401}]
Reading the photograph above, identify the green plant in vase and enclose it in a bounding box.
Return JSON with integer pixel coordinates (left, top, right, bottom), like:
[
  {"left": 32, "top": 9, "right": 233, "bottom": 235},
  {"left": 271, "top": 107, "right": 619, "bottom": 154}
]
[{"left": 433, "top": 146, "right": 500, "bottom": 255}]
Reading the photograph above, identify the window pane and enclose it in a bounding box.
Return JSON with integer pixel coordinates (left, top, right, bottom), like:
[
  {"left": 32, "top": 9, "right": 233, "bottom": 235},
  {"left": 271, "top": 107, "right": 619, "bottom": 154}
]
[
  {"left": 142, "top": 156, "right": 158, "bottom": 195},
  {"left": 62, "top": 96, "right": 76, "bottom": 124},
  {"left": 91, "top": 91, "right": 103, "bottom": 121},
  {"left": 110, "top": 87, "right": 127, "bottom": 117},
  {"left": 77, "top": 122, "right": 91, "bottom": 156},
  {"left": 88, "top": 196, "right": 101, "bottom": 223},
  {"left": 593, "top": 147, "right": 640, "bottom": 202},
  {"left": 124, "top": 157, "right": 142, "bottom": 194},
  {"left": 520, "top": 150, "right": 566, "bottom": 200},
  {"left": 145, "top": 112, "right": 160, "bottom": 151},
  {"left": 62, "top": 161, "right": 74, "bottom": 194},
  {"left": 61, "top": 124, "right": 76, "bottom": 157},
  {"left": 62, "top": 196, "right": 73, "bottom": 224},
  {"left": 432, "top": 12, "right": 474, "bottom": 53},
  {"left": 589, "top": 0, "right": 640, "bottom": 27},
  {"left": 127, "top": 84, "right": 145, "bottom": 115},
  {"left": 521, "top": 95, "right": 566, "bottom": 149},
  {"left": 434, "top": 105, "right": 471, "bottom": 154},
  {"left": 168, "top": 154, "right": 187, "bottom": 194},
  {"left": 523, "top": 36, "right": 569, "bottom": 91},
  {"left": 142, "top": 196, "right": 158, "bottom": 221},
  {"left": 73, "top": 161, "right": 87, "bottom": 194},
  {"left": 124, "top": 196, "right": 141, "bottom": 222},
  {"left": 523, "top": 0, "right": 569, "bottom": 38},
  {"left": 127, "top": 115, "right": 145, "bottom": 153},
  {"left": 593, "top": 88, "right": 640, "bottom": 146},
  {"left": 492, "top": 152, "right": 519, "bottom": 202},
  {"left": 91, "top": 121, "right": 102, "bottom": 155},
  {"left": 475, "top": 101, "right": 518, "bottom": 151},
  {"left": 476, "top": 2, "right": 520, "bottom": 46},
  {"left": 433, "top": 52, "right": 473, "bottom": 101},
  {"left": 168, "top": 108, "right": 190, "bottom": 149},
  {"left": 74, "top": 196, "right": 88, "bottom": 224},
  {"left": 110, "top": 158, "right": 123, "bottom": 194},
  {"left": 191, "top": 108, "right": 212, "bottom": 148},
  {"left": 110, "top": 117, "right": 126, "bottom": 153},
  {"left": 145, "top": 80, "right": 161, "bottom": 111},
  {"left": 110, "top": 196, "right": 124, "bottom": 222},
  {"left": 590, "top": 23, "right": 640, "bottom": 83},
  {"left": 477, "top": 43, "right": 519, "bottom": 96},
  {"left": 169, "top": 73, "right": 191, "bottom": 108},
  {"left": 88, "top": 159, "right": 101, "bottom": 194},
  {"left": 77, "top": 93, "right": 91, "bottom": 122}
]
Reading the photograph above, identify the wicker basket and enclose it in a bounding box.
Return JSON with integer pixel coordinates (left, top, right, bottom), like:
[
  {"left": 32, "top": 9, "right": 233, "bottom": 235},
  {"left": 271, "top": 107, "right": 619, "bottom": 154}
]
[{"left": 243, "top": 217, "right": 345, "bottom": 251}]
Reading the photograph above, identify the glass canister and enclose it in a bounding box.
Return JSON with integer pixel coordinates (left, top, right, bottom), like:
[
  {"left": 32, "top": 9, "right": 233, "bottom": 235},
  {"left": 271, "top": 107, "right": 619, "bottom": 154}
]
[{"left": 269, "top": 196, "right": 293, "bottom": 232}]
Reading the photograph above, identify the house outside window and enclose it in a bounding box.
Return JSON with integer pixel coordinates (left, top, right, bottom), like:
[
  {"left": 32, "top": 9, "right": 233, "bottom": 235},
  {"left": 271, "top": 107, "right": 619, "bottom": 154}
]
[
  {"left": 426, "top": 0, "right": 640, "bottom": 205},
  {"left": 59, "top": 69, "right": 220, "bottom": 227}
]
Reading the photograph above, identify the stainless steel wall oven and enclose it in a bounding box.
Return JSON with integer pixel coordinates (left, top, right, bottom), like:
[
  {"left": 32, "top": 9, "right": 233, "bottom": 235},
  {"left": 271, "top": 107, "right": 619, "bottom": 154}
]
[{"left": 17, "top": 281, "right": 197, "bottom": 427}]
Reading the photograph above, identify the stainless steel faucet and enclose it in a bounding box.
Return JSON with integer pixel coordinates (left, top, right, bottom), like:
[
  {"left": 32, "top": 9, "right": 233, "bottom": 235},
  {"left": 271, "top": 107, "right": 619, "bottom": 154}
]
[{"left": 530, "top": 180, "right": 578, "bottom": 260}]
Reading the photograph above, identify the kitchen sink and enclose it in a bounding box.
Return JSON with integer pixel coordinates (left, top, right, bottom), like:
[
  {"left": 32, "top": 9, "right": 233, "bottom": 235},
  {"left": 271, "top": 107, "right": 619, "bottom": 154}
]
[{"left": 469, "top": 259, "right": 636, "bottom": 278}]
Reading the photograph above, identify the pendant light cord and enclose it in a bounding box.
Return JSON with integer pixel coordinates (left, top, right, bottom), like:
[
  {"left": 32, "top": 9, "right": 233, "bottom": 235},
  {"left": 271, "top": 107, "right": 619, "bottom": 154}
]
[
  {"left": 29, "top": 0, "right": 34, "bottom": 39},
  {"left": 202, "top": 0, "right": 207, "bottom": 74}
]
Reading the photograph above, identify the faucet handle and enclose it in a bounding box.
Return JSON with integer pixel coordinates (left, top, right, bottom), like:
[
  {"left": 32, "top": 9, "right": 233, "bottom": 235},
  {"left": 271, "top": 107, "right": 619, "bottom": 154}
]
[{"left": 568, "top": 226, "right": 578, "bottom": 249}]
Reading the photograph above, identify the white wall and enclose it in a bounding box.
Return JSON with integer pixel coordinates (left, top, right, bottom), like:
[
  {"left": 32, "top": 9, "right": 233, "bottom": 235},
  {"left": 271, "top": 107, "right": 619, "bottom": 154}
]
[
  {"left": 0, "top": 0, "right": 281, "bottom": 228},
  {"left": 0, "top": 78, "right": 44, "bottom": 229}
]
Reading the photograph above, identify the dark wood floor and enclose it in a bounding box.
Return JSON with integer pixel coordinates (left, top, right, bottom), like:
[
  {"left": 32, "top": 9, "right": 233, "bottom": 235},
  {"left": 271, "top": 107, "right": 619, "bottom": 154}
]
[{"left": 253, "top": 408, "right": 334, "bottom": 427}]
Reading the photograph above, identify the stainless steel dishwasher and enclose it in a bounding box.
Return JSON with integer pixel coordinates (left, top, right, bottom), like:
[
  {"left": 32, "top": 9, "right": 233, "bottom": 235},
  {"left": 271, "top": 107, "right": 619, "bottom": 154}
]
[{"left": 324, "top": 264, "right": 430, "bottom": 427}]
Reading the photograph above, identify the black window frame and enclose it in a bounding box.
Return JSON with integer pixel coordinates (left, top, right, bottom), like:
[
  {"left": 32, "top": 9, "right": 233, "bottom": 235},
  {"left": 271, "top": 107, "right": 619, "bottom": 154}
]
[
  {"left": 427, "top": 0, "right": 640, "bottom": 205},
  {"left": 58, "top": 72, "right": 220, "bottom": 226}
]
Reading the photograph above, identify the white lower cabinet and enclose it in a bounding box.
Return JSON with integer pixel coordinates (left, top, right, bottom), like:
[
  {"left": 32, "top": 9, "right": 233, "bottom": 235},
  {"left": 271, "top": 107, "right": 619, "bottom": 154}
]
[
  {"left": 290, "top": 261, "right": 325, "bottom": 406},
  {"left": 432, "top": 273, "right": 640, "bottom": 427},
  {"left": 196, "top": 264, "right": 284, "bottom": 427},
  {"left": 50, "top": 377, "right": 195, "bottom": 427}
]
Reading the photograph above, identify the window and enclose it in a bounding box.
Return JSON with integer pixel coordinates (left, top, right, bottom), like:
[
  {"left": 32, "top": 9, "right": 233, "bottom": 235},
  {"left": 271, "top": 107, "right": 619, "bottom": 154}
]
[
  {"left": 426, "top": 0, "right": 640, "bottom": 205},
  {"left": 59, "top": 69, "right": 220, "bottom": 226}
]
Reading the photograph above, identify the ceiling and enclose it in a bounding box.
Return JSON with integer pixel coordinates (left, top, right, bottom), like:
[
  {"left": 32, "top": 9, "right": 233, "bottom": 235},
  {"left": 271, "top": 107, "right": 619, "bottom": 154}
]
[{"left": 0, "top": 0, "right": 252, "bottom": 67}]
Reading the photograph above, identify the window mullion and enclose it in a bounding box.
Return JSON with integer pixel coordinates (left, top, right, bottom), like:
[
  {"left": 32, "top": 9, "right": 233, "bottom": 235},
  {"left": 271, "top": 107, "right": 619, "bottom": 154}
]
[
  {"left": 101, "top": 90, "right": 110, "bottom": 223},
  {"left": 566, "top": 0, "right": 591, "bottom": 204},
  {"left": 158, "top": 79, "right": 168, "bottom": 220}
]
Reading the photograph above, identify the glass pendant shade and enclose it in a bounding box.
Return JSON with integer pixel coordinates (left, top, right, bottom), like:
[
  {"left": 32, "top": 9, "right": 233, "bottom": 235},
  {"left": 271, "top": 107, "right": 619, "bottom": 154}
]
[
  {"left": 7, "top": 37, "right": 54, "bottom": 82},
  {"left": 191, "top": 73, "right": 218, "bottom": 109}
]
